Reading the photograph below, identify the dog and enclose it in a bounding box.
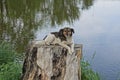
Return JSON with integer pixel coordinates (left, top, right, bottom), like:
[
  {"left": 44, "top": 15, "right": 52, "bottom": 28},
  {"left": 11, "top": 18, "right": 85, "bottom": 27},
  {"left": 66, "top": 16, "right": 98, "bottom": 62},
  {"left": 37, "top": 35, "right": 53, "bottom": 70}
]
[{"left": 31, "top": 27, "right": 75, "bottom": 54}]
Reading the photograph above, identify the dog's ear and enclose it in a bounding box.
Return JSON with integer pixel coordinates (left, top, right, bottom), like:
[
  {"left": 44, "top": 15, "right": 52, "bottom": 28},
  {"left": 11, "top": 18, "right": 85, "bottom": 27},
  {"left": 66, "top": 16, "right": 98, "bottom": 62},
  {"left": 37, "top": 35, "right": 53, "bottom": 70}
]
[
  {"left": 71, "top": 28, "right": 75, "bottom": 33},
  {"left": 59, "top": 29, "right": 63, "bottom": 35}
]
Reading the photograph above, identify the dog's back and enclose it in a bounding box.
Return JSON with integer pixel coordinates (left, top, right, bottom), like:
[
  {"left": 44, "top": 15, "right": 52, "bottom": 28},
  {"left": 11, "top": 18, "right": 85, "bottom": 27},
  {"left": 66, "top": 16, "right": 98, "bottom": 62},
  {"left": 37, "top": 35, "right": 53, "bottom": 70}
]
[{"left": 51, "top": 32, "right": 66, "bottom": 41}]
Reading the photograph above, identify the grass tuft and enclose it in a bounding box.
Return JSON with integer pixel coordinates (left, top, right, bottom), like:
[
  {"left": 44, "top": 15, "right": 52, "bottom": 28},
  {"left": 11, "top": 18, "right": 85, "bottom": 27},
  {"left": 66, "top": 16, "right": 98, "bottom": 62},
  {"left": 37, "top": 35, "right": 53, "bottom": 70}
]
[
  {"left": 81, "top": 58, "right": 100, "bottom": 80},
  {"left": 0, "top": 41, "right": 22, "bottom": 80}
]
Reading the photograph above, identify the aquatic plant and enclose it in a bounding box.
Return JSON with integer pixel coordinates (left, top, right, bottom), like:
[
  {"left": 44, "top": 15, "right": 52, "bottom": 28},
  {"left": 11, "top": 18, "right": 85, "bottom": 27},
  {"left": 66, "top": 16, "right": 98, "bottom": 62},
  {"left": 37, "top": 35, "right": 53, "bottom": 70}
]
[{"left": 81, "top": 55, "right": 100, "bottom": 80}]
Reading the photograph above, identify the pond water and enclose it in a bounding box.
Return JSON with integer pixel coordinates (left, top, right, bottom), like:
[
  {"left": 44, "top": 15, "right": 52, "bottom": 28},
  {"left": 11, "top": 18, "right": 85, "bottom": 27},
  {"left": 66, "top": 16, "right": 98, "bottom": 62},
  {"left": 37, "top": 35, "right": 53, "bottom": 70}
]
[
  {"left": 1, "top": 0, "right": 120, "bottom": 80},
  {"left": 36, "top": 1, "right": 120, "bottom": 80}
]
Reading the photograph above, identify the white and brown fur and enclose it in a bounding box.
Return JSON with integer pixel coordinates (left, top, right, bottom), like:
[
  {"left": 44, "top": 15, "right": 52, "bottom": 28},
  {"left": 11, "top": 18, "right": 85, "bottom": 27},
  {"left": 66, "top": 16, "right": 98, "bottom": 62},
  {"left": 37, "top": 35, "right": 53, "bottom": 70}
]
[{"left": 31, "top": 27, "right": 75, "bottom": 54}]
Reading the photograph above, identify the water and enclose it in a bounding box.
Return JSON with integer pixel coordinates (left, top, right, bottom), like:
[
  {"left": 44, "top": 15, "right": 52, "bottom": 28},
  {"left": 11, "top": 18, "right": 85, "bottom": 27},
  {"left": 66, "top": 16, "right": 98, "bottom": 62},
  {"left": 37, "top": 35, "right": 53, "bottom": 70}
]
[
  {"left": 1, "top": 0, "right": 120, "bottom": 80},
  {"left": 78, "top": 1, "right": 120, "bottom": 80},
  {"left": 36, "top": 1, "right": 120, "bottom": 80}
]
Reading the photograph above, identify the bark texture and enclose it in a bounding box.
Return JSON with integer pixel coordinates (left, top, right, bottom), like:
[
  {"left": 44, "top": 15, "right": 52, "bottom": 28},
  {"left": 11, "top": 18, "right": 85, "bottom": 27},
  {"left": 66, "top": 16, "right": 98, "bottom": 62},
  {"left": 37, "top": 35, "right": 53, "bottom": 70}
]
[{"left": 21, "top": 44, "right": 82, "bottom": 80}]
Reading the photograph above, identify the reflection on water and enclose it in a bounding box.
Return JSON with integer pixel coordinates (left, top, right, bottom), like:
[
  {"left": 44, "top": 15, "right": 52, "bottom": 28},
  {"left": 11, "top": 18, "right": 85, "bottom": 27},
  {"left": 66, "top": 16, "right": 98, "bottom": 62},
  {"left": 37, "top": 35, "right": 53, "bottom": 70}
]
[{"left": 0, "top": 0, "right": 94, "bottom": 53}]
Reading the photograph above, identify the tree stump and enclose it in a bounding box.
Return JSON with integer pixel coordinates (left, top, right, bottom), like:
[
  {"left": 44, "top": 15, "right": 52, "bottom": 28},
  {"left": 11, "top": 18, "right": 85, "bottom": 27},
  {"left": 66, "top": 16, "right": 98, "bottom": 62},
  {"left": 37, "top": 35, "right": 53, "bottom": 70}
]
[{"left": 21, "top": 44, "right": 82, "bottom": 80}]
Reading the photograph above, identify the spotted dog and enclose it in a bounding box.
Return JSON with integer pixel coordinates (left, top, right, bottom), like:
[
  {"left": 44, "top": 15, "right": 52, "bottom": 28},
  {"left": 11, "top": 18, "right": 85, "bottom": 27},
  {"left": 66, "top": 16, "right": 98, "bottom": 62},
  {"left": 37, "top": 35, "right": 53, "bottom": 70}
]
[{"left": 31, "top": 27, "right": 75, "bottom": 54}]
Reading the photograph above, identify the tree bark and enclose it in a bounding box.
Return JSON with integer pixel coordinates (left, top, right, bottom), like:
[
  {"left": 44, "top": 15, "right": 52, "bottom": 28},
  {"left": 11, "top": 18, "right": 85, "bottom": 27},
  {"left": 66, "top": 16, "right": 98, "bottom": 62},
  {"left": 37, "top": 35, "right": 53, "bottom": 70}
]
[{"left": 21, "top": 44, "right": 82, "bottom": 80}]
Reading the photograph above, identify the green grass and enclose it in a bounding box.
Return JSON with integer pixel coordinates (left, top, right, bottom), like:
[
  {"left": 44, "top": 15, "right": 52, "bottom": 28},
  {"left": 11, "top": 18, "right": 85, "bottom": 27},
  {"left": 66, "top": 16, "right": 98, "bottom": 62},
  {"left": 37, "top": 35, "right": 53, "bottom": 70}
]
[
  {"left": 0, "top": 41, "right": 15, "bottom": 64},
  {"left": 81, "top": 57, "right": 100, "bottom": 80},
  {"left": 0, "top": 62, "right": 22, "bottom": 80},
  {"left": 0, "top": 41, "right": 22, "bottom": 80}
]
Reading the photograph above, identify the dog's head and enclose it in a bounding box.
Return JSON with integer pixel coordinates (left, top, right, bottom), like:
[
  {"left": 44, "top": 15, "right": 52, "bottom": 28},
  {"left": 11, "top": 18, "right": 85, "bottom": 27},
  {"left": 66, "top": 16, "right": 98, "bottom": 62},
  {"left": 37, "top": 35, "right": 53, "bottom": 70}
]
[{"left": 59, "top": 27, "right": 74, "bottom": 37}]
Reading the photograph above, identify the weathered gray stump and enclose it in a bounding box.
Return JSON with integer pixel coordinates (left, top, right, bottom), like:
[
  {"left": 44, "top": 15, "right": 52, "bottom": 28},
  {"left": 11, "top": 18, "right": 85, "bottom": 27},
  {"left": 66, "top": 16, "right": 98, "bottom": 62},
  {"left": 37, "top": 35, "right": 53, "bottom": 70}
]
[{"left": 21, "top": 44, "right": 82, "bottom": 80}]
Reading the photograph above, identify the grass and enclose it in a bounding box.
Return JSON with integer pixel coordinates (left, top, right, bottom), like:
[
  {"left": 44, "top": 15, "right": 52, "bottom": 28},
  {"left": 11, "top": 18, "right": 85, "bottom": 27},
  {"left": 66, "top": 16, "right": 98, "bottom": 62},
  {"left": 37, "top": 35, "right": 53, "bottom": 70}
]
[
  {"left": 81, "top": 53, "right": 100, "bottom": 80},
  {"left": 0, "top": 41, "right": 15, "bottom": 64},
  {"left": 0, "top": 41, "right": 22, "bottom": 80},
  {"left": 0, "top": 62, "right": 22, "bottom": 80}
]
